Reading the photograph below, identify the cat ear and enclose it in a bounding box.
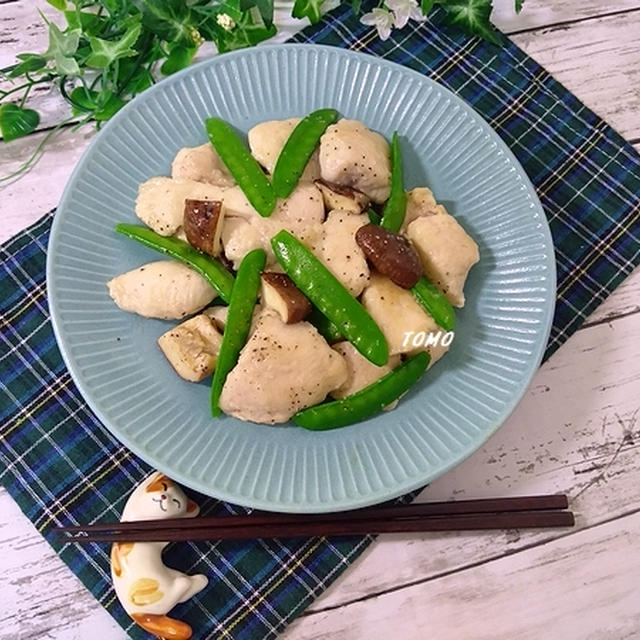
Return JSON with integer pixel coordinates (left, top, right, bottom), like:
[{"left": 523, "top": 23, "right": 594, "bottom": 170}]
[
  {"left": 186, "top": 499, "right": 199, "bottom": 515},
  {"left": 146, "top": 472, "right": 174, "bottom": 493}
]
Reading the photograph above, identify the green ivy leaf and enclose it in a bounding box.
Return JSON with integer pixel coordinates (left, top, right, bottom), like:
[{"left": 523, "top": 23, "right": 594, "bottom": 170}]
[
  {"left": 214, "top": 7, "right": 276, "bottom": 53},
  {"left": 240, "top": 0, "right": 274, "bottom": 27},
  {"left": 68, "top": 86, "right": 98, "bottom": 113},
  {"left": 441, "top": 0, "right": 502, "bottom": 45},
  {"left": 138, "top": 0, "right": 196, "bottom": 47},
  {"left": 160, "top": 45, "right": 197, "bottom": 75},
  {"left": 55, "top": 54, "right": 81, "bottom": 75},
  {"left": 515, "top": 0, "right": 524, "bottom": 12},
  {"left": 0, "top": 103, "right": 41, "bottom": 142},
  {"left": 118, "top": 59, "right": 154, "bottom": 94},
  {"left": 8, "top": 54, "right": 48, "bottom": 79},
  {"left": 420, "top": 0, "right": 435, "bottom": 14},
  {"left": 64, "top": 9, "right": 102, "bottom": 34},
  {"left": 68, "top": 87, "right": 126, "bottom": 120},
  {"left": 86, "top": 22, "right": 142, "bottom": 68},
  {"left": 292, "top": 0, "right": 324, "bottom": 24},
  {"left": 43, "top": 23, "right": 80, "bottom": 60},
  {"left": 46, "top": 0, "right": 67, "bottom": 10},
  {"left": 93, "top": 91, "right": 127, "bottom": 120}
]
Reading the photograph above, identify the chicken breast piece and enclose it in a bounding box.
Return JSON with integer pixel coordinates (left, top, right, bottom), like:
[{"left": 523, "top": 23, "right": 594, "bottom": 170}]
[
  {"left": 361, "top": 273, "right": 442, "bottom": 356},
  {"left": 171, "top": 143, "right": 235, "bottom": 187},
  {"left": 319, "top": 119, "right": 391, "bottom": 204},
  {"left": 405, "top": 214, "right": 479, "bottom": 307},
  {"left": 157, "top": 314, "right": 223, "bottom": 382},
  {"left": 248, "top": 118, "right": 321, "bottom": 181},
  {"left": 135, "top": 177, "right": 226, "bottom": 236},
  {"left": 221, "top": 182, "right": 325, "bottom": 269},
  {"left": 219, "top": 313, "right": 348, "bottom": 424},
  {"left": 317, "top": 209, "right": 370, "bottom": 297},
  {"left": 203, "top": 305, "right": 263, "bottom": 334},
  {"left": 402, "top": 187, "right": 448, "bottom": 230},
  {"left": 330, "top": 341, "right": 401, "bottom": 399},
  {"left": 107, "top": 261, "right": 216, "bottom": 319}
]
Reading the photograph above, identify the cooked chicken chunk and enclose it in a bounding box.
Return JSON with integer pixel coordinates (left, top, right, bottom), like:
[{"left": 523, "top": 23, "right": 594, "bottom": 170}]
[
  {"left": 157, "top": 314, "right": 223, "bottom": 382},
  {"left": 219, "top": 185, "right": 259, "bottom": 219},
  {"left": 405, "top": 214, "right": 479, "bottom": 307},
  {"left": 330, "top": 341, "right": 401, "bottom": 399},
  {"left": 107, "top": 261, "right": 216, "bottom": 319},
  {"left": 219, "top": 312, "right": 348, "bottom": 424},
  {"left": 401, "top": 187, "right": 448, "bottom": 230},
  {"left": 221, "top": 182, "right": 325, "bottom": 269},
  {"left": 319, "top": 119, "right": 391, "bottom": 204},
  {"left": 248, "top": 118, "right": 321, "bottom": 181},
  {"left": 135, "top": 177, "right": 226, "bottom": 236},
  {"left": 203, "top": 305, "right": 228, "bottom": 331},
  {"left": 360, "top": 273, "right": 441, "bottom": 357},
  {"left": 203, "top": 305, "right": 263, "bottom": 334},
  {"left": 316, "top": 209, "right": 370, "bottom": 296},
  {"left": 171, "top": 143, "right": 235, "bottom": 187}
]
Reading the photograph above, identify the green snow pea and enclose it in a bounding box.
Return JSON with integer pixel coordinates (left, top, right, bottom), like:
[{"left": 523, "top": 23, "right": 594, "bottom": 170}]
[
  {"left": 210, "top": 249, "right": 266, "bottom": 417},
  {"left": 115, "top": 223, "right": 235, "bottom": 303},
  {"left": 271, "top": 230, "right": 388, "bottom": 366},
  {"left": 411, "top": 276, "right": 456, "bottom": 331},
  {"left": 271, "top": 108, "right": 338, "bottom": 199},
  {"left": 205, "top": 117, "right": 276, "bottom": 217},
  {"left": 379, "top": 131, "right": 407, "bottom": 233},
  {"left": 293, "top": 352, "right": 430, "bottom": 430}
]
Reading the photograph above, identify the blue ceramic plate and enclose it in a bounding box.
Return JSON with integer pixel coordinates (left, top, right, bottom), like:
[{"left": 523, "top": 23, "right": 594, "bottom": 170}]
[{"left": 48, "top": 44, "right": 555, "bottom": 512}]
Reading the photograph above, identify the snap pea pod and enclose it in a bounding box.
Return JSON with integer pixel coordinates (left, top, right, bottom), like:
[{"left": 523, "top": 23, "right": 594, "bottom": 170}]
[
  {"left": 271, "top": 230, "right": 388, "bottom": 366},
  {"left": 293, "top": 352, "right": 430, "bottom": 430},
  {"left": 115, "top": 223, "right": 235, "bottom": 303},
  {"left": 366, "top": 208, "right": 381, "bottom": 225},
  {"left": 272, "top": 108, "right": 339, "bottom": 199},
  {"left": 308, "top": 308, "right": 343, "bottom": 343},
  {"left": 210, "top": 249, "right": 266, "bottom": 417},
  {"left": 411, "top": 276, "right": 456, "bottom": 331},
  {"left": 205, "top": 117, "right": 276, "bottom": 217},
  {"left": 379, "top": 131, "right": 407, "bottom": 233}
]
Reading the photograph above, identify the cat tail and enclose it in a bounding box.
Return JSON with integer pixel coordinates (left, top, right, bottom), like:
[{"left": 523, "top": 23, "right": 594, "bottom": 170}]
[{"left": 130, "top": 612, "right": 193, "bottom": 640}]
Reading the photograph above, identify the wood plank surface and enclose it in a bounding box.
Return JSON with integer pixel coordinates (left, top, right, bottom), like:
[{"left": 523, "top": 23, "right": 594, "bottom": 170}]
[{"left": 285, "top": 511, "right": 640, "bottom": 639}]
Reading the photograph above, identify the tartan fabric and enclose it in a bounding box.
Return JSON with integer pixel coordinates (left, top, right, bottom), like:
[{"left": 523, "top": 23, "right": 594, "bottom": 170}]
[{"left": 2, "top": 7, "right": 640, "bottom": 640}]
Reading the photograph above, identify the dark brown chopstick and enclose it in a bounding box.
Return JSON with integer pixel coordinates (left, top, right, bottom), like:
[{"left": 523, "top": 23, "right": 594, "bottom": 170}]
[
  {"left": 54, "top": 494, "right": 573, "bottom": 543},
  {"left": 56, "top": 494, "right": 568, "bottom": 534}
]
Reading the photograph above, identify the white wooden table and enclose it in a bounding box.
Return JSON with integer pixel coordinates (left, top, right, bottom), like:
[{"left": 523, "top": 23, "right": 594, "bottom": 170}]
[{"left": 2, "top": 1, "right": 640, "bottom": 638}]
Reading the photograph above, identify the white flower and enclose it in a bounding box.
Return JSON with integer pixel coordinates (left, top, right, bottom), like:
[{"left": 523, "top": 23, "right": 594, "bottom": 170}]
[
  {"left": 385, "top": 0, "right": 425, "bottom": 29},
  {"left": 216, "top": 13, "right": 236, "bottom": 32},
  {"left": 360, "top": 8, "right": 394, "bottom": 41}
]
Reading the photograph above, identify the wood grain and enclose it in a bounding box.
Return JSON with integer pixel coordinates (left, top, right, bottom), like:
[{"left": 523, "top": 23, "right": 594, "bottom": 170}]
[
  {"left": 284, "top": 512, "right": 640, "bottom": 639},
  {"left": 299, "top": 310, "right": 640, "bottom": 612}
]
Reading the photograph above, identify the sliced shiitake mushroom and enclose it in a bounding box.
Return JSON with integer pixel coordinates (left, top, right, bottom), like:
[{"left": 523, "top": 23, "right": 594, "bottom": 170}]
[
  {"left": 314, "top": 179, "right": 370, "bottom": 214},
  {"left": 183, "top": 199, "right": 224, "bottom": 256},
  {"left": 355, "top": 223, "right": 422, "bottom": 289},
  {"left": 261, "top": 272, "right": 312, "bottom": 324}
]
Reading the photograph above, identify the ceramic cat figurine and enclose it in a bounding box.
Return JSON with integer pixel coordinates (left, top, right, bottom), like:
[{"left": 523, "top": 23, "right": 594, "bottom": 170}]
[{"left": 110, "top": 471, "right": 208, "bottom": 640}]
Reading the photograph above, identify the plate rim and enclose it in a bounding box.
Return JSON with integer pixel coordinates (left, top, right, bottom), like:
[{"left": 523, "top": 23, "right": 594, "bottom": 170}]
[{"left": 47, "top": 43, "right": 556, "bottom": 512}]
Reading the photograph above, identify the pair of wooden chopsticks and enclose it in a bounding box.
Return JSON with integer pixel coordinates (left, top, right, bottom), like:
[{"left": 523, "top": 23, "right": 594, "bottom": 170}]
[{"left": 54, "top": 495, "right": 573, "bottom": 543}]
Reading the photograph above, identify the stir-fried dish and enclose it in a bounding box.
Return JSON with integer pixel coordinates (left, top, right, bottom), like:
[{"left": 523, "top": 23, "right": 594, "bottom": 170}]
[{"left": 108, "top": 110, "right": 479, "bottom": 429}]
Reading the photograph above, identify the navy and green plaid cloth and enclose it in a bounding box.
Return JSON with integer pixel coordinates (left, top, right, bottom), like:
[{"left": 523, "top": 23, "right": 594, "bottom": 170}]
[{"left": 2, "top": 6, "right": 640, "bottom": 640}]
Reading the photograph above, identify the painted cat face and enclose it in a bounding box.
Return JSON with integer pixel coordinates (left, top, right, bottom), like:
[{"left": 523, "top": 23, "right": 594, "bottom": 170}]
[{"left": 121, "top": 472, "right": 199, "bottom": 522}]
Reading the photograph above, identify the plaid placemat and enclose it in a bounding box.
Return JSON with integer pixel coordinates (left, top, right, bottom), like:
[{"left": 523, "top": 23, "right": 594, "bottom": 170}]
[{"left": 2, "top": 6, "right": 640, "bottom": 640}]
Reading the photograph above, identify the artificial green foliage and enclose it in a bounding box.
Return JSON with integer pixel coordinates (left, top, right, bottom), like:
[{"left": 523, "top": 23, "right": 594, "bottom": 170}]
[{"left": 0, "top": 0, "right": 524, "bottom": 144}]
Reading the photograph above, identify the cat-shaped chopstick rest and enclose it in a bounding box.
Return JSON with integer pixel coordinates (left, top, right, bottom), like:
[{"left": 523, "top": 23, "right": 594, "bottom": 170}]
[{"left": 110, "top": 471, "right": 208, "bottom": 640}]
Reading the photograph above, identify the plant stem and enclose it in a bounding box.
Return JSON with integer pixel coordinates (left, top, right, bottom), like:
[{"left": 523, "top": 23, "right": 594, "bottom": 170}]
[{"left": 0, "top": 116, "right": 76, "bottom": 183}]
